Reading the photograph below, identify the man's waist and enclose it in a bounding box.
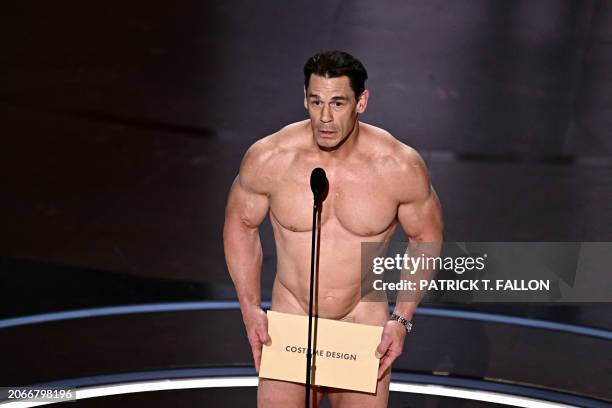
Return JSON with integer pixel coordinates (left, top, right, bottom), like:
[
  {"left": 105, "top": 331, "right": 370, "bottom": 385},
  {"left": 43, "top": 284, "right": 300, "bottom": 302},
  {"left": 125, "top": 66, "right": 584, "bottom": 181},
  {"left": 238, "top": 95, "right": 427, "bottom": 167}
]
[{"left": 272, "top": 275, "right": 388, "bottom": 323}]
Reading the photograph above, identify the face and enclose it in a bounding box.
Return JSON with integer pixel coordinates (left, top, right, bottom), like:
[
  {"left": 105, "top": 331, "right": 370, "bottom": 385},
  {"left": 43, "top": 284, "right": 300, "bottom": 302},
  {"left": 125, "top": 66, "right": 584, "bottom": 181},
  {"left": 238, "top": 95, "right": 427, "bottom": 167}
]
[{"left": 304, "top": 74, "right": 369, "bottom": 150}]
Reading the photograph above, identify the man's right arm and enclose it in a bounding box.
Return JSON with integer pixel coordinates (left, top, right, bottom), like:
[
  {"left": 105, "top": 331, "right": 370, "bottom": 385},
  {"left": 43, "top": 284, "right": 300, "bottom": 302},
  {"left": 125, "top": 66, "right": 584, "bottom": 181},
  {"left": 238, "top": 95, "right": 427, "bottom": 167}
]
[{"left": 223, "top": 141, "right": 273, "bottom": 372}]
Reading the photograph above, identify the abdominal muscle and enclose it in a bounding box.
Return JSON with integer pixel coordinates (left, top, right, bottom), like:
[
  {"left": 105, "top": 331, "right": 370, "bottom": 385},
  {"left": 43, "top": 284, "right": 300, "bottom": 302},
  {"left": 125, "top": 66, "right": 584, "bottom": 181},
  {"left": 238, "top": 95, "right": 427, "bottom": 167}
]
[{"left": 269, "top": 220, "right": 392, "bottom": 327}]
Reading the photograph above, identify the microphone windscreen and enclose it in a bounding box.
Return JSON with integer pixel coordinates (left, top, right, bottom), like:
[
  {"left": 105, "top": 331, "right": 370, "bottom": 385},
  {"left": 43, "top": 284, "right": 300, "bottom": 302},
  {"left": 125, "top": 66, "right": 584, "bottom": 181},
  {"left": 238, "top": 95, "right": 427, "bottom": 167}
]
[{"left": 310, "top": 167, "right": 328, "bottom": 201}]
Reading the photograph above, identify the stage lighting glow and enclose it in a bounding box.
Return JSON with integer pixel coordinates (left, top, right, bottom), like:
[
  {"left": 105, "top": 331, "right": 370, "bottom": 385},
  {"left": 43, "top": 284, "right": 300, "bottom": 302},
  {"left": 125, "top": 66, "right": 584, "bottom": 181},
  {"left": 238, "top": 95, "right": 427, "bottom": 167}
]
[{"left": 0, "top": 377, "right": 577, "bottom": 408}]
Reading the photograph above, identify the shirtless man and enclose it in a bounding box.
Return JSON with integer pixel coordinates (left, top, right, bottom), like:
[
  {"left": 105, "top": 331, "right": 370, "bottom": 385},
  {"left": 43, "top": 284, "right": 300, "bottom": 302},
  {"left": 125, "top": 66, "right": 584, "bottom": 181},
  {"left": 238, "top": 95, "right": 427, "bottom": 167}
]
[{"left": 223, "top": 51, "right": 443, "bottom": 407}]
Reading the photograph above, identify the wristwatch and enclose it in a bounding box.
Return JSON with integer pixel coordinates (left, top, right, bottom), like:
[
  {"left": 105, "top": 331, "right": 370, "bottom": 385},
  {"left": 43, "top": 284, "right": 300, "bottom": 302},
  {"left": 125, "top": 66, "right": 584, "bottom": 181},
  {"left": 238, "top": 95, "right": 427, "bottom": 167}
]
[{"left": 390, "top": 313, "right": 413, "bottom": 333}]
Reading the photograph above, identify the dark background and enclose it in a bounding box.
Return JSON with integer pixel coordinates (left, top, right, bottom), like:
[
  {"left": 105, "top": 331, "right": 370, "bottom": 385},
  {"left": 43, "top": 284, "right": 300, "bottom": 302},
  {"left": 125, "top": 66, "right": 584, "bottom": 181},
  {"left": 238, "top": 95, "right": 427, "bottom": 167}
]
[
  {"left": 2, "top": 1, "right": 612, "bottom": 285},
  {"left": 1, "top": 0, "right": 611, "bottom": 404}
]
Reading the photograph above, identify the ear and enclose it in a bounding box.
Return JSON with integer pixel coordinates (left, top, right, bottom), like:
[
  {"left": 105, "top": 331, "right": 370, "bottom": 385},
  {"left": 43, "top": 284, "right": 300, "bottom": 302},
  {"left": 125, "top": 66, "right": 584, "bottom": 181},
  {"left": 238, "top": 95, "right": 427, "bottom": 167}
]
[
  {"left": 356, "top": 89, "right": 369, "bottom": 114},
  {"left": 303, "top": 87, "right": 308, "bottom": 110}
]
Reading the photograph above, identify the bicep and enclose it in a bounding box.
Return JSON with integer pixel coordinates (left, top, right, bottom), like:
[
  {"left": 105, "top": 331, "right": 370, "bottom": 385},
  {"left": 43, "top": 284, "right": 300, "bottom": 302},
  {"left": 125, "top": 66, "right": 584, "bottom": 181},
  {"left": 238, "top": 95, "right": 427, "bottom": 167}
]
[
  {"left": 225, "top": 175, "right": 270, "bottom": 230},
  {"left": 398, "top": 185, "right": 443, "bottom": 242}
]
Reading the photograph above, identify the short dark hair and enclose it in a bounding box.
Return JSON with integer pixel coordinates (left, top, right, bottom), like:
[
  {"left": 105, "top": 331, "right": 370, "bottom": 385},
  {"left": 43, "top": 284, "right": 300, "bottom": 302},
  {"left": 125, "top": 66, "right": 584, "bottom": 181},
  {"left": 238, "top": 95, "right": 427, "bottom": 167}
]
[{"left": 304, "top": 51, "right": 368, "bottom": 98}]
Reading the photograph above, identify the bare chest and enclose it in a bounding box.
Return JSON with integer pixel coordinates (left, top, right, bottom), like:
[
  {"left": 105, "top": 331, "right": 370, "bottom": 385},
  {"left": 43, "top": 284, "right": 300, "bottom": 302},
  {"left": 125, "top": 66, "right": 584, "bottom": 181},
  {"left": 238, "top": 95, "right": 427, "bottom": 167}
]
[{"left": 269, "top": 165, "right": 398, "bottom": 236}]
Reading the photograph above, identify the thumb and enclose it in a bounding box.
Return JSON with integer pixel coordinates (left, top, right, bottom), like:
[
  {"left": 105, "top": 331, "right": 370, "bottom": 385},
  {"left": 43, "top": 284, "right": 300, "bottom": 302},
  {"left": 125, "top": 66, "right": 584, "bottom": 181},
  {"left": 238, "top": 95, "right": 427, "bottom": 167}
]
[
  {"left": 375, "top": 335, "right": 391, "bottom": 359},
  {"left": 258, "top": 323, "right": 271, "bottom": 346}
]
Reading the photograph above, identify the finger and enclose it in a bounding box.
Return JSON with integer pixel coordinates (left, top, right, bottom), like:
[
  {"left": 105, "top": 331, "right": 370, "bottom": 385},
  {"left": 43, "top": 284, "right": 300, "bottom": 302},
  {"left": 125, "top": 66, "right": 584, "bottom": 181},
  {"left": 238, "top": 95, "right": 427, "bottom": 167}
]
[
  {"left": 378, "top": 351, "right": 399, "bottom": 379},
  {"left": 248, "top": 332, "right": 262, "bottom": 349},
  {"left": 377, "top": 353, "right": 394, "bottom": 379},
  {"left": 249, "top": 333, "right": 263, "bottom": 370},
  {"left": 375, "top": 335, "right": 392, "bottom": 359},
  {"left": 377, "top": 356, "right": 389, "bottom": 379},
  {"left": 252, "top": 344, "right": 262, "bottom": 372},
  {"left": 258, "top": 322, "right": 272, "bottom": 346},
  {"left": 377, "top": 364, "right": 389, "bottom": 379}
]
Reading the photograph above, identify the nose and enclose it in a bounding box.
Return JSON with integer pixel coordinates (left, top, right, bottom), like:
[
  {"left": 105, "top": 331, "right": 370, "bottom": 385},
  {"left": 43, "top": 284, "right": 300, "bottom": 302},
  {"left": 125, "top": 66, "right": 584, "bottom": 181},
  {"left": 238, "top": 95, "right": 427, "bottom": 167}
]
[{"left": 320, "top": 103, "right": 333, "bottom": 123}]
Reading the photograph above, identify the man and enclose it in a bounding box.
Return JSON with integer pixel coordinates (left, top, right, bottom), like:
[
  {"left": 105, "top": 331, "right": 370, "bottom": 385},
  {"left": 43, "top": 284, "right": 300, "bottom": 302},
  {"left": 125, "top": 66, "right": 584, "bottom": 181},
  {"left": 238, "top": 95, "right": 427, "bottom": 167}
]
[{"left": 224, "top": 51, "right": 443, "bottom": 407}]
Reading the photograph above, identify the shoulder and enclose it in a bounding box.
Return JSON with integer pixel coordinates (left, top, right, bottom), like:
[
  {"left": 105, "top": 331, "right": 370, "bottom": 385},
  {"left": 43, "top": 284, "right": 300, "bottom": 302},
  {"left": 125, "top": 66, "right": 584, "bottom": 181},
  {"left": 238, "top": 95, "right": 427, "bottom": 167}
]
[
  {"left": 360, "top": 123, "right": 431, "bottom": 203},
  {"left": 359, "top": 122, "right": 428, "bottom": 175},
  {"left": 239, "top": 120, "right": 309, "bottom": 193}
]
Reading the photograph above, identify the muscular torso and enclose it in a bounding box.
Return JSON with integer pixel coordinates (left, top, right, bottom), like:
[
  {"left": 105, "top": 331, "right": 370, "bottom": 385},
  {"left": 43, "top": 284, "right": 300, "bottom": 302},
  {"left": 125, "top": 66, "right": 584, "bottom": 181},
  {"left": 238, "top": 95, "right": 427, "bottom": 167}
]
[{"left": 264, "top": 121, "right": 407, "bottom": 326}]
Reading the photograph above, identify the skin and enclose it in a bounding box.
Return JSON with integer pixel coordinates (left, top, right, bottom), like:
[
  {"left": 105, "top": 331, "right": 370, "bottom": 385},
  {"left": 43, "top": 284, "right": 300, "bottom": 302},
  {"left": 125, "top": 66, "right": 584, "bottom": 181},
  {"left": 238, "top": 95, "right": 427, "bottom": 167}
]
[{"left": 224, "top": 74, "right": 443, "bottom": 407}]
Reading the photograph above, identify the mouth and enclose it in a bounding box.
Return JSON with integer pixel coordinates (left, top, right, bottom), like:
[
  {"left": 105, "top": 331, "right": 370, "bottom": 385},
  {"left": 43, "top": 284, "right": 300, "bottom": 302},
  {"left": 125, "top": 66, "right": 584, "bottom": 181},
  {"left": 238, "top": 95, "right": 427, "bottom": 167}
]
[{"left": 318, "top": 130, "right": 337, "bottom": 138}]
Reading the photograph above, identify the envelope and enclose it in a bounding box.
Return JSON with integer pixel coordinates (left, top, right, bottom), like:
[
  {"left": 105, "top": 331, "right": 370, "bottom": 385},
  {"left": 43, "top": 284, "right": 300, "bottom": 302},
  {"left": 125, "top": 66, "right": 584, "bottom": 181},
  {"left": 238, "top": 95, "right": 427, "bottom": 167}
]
[{"left": 259, "top": 310, "right": 383, "bottom": 393}]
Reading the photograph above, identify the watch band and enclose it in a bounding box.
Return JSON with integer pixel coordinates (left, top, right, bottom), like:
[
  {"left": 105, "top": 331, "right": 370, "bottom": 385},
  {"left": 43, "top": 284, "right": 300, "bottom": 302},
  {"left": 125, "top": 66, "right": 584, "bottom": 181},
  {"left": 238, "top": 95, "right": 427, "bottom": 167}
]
[{"left": 390, "top": 313, "right": 413, "bottom": 333}]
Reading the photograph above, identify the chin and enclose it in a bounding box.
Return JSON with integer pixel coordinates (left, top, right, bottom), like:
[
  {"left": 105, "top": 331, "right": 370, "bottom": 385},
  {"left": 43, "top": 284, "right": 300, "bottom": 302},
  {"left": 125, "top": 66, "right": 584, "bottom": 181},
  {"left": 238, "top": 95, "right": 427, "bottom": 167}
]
[{"left": 317, "top": 139, "right": 340, "bottom": 149}]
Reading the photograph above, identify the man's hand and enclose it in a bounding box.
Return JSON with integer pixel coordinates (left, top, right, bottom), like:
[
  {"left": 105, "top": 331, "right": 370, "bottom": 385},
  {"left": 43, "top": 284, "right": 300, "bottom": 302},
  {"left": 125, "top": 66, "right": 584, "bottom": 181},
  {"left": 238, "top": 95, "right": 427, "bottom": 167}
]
[
  {"left": 375, "top": 320, "right": 406, "bottom": 378},
  {"left": 242, "top": 306, "right": 272, "bottom": 373}
]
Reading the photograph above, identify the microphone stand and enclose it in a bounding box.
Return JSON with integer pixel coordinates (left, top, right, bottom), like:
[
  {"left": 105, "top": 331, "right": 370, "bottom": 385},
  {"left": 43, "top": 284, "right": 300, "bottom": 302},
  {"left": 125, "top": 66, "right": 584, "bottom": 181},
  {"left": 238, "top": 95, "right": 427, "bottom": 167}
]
[{"left": 305, "top": 197, "right": 319, "bottom": 408}]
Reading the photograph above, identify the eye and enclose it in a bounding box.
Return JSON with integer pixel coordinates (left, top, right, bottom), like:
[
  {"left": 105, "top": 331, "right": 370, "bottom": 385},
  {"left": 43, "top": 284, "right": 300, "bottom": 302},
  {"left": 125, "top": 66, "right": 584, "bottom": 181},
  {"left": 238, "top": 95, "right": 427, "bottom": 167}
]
[
  {"left": 334, "top": 102, "right": 344, "bottom": 107},
  {"left": 311, "top": 100, "right": 322, "bottom": 107}
]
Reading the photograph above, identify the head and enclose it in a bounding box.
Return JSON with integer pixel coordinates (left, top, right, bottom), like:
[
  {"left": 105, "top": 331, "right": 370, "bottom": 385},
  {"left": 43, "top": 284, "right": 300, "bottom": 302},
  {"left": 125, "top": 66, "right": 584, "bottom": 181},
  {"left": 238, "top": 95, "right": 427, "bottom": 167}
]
[{"left": 303, "top": 51, "right": 369, "bottom": 150}]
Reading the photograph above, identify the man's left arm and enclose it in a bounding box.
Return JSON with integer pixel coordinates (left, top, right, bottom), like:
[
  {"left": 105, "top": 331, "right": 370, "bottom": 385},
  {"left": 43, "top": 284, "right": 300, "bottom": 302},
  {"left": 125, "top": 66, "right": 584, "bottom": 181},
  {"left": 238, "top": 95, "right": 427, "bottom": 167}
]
[{"left": 376, "top": 149, "right": 444, "bottom": 378}]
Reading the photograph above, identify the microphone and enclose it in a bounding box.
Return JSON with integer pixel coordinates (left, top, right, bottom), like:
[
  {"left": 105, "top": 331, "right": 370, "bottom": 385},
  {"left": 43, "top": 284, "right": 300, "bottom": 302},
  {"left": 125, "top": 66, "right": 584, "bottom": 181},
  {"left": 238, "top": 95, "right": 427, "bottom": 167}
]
[
  {"left": 310, "top": 168, "right": 328, "bottom": 204},
  {"left": 305, "top": 167, "right": 327, "bottom": 405}
]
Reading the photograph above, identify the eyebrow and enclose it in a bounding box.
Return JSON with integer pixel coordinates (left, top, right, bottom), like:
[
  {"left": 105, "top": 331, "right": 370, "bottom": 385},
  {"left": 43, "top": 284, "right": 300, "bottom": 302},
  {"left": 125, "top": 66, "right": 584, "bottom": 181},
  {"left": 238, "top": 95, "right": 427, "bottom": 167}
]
[{"left": 307, "top": 94, "right": 349, "bottom": 101}]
